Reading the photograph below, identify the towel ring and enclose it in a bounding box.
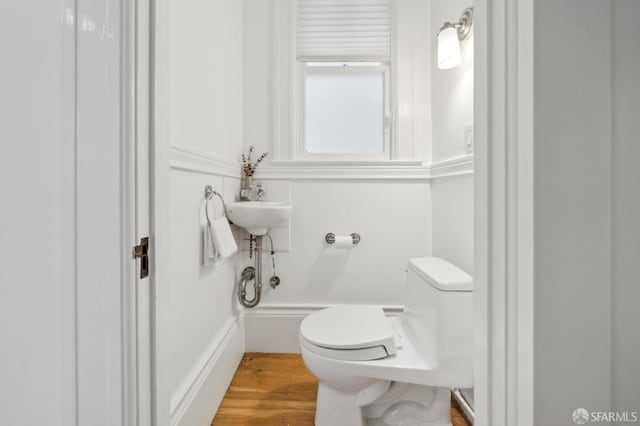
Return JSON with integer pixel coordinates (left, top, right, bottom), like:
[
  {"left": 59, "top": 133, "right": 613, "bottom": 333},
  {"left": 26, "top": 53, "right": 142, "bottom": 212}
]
[{"left": 204, "top": 185, "right": 227, "bottom": 224}]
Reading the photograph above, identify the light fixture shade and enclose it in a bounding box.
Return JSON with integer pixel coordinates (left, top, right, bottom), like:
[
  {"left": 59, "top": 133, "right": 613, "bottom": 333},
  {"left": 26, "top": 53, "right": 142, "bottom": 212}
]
[{"left": 437, "top": 26, "right": 462, "bottom": 70}]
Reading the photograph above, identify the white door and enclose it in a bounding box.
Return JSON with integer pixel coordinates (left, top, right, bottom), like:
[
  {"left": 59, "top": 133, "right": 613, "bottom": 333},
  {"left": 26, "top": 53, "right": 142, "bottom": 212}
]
[
  {"left": 0, "top": 0, "right": 130, "bottom": 425},
  {"left": 0, "top": 2, "right": 78, "bottom": 424}
]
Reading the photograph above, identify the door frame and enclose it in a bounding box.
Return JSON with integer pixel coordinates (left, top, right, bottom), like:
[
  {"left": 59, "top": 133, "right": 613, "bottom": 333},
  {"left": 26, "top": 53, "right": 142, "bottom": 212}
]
[
  {"left": 149, "top": 0, "right": 171, "bottom": 424},
  {"left": 122, "top": 0, "right": 154, "bottom": 424},
  {"left": 474, "top": 0, "right": 535, "bottom": 425},
  {"left": 123, "top": 0, "right": 539, "bottom": 424},
  {"left": 124, "top": 0, "right": 171, "bottom": 423}
]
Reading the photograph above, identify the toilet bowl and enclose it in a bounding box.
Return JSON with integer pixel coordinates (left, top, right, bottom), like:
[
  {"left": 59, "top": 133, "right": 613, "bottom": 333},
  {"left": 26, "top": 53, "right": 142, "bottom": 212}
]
[{"left": 298, "top": 257, "right": 473, "bottom": 426}]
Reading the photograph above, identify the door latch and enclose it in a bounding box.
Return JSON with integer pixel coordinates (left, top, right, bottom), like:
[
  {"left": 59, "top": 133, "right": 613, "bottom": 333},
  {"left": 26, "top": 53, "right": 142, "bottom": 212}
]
[{"left": 133, "top": 237, "right": 150, "bottom": 279}]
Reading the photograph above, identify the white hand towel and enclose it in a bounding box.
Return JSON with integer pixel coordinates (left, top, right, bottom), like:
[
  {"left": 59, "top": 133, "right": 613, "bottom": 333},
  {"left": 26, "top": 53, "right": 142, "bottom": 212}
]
[
  {"left": 209, "top": 197, "right": 238, "bottom": 260},
  {"left": 200, "top": 199, "right": 216, "bottom": 264},
  {"left": 211, "top": 216, "right": 238, "bottom": 259}
]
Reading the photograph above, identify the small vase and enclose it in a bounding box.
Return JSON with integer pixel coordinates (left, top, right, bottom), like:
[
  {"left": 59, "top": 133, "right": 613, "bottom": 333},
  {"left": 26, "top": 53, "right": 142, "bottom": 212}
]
[
  {"left": 241, "top": 176, "right": 253, "bottom": 190},
  {"left": 240, "top": 176, "right": 254, "bottom": 201}
]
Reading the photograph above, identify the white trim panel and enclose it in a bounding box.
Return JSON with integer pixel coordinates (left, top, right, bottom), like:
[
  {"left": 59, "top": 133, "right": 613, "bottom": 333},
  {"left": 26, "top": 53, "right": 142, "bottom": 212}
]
[
  {"left": 169, "top": 316, "right": 245, "bottom": 426},
  {"left": 245, "top": 304, "right": 404, "bottom": 353}
]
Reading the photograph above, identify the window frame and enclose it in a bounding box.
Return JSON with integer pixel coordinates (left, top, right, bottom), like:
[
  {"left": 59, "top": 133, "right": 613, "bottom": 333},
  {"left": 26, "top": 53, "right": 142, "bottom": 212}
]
[
  {"left": 272, "top": 0, "right": 430, "bottom": 167},
  {"left": 296, "top": 61, "right": 392, "bottom": 161}
]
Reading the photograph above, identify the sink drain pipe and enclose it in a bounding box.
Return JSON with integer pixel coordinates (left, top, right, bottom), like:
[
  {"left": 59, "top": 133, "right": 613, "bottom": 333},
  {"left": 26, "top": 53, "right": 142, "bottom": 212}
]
[{"left": 238, "top": 235, "right": 263, "bottom": 308}]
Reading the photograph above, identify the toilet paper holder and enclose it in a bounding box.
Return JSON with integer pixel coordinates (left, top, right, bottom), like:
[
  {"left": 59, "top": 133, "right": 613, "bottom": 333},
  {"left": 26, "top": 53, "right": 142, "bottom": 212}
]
[{"left": 325, "top": 233, "right": 361, "bottom": 245}]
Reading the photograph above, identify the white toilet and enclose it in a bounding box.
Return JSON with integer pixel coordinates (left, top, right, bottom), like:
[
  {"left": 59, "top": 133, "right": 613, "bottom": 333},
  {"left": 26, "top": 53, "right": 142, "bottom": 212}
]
[{"left": 298, "top": 257, "right": 473, "bottom": 426}]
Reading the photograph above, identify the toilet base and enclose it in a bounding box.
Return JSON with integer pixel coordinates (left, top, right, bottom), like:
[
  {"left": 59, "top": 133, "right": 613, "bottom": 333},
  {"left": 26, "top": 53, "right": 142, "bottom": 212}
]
[
  {"left": 364, "top": 384, "right": 452, "bottom": 426},
  {"left": 314, "top": 380, "right": 453, "bottom": 426},
  {"left": 315, "top": 380, "right": 391, "bottom": 426}
]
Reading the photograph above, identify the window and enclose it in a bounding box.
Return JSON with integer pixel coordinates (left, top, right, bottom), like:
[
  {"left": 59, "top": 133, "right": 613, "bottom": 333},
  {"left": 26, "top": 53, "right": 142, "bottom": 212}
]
[
  {"left": 302, "top": 62, "right": 390, "bottom": 156},
  {"left": 295, "top": 0, "right": 393, "bottom": 160},
  {"left": 273, "top": 0, "right": 429, "bottom": 165}
]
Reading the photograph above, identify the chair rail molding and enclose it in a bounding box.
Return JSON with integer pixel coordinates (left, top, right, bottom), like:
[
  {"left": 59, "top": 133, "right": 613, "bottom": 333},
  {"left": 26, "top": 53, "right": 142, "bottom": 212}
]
[
  {"left": 169, "top": 145, "right": 241, "bottom": 178},
  {"left": 429, "top": 154, "right": 474, "bottom": 179}
]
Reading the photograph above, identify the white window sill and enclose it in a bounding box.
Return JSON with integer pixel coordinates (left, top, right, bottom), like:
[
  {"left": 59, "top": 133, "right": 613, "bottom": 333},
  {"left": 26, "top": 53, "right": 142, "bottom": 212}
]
[
  {"left": 269, "top": 160, "right": 424, "bottom": 167},
  {"left": 253, "top": 160, "right": 430, "bottom": 180}
]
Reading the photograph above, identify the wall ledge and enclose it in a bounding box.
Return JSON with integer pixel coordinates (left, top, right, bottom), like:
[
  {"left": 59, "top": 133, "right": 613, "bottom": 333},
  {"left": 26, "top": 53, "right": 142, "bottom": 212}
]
[
  {"left": 169, "top": 145, "right": 241, "bottom": 178},
  {"left": 254, "top": 162, "right": 431, "bottom": 181},
  {"left": 166, "top": 147, "right": 472, "bottom": 181},
  {"left": 251, "top": 157, "right": 473, "bottom": 181},
  {"left": 429, "top": 154, "right": 474, "bottom": 179}
]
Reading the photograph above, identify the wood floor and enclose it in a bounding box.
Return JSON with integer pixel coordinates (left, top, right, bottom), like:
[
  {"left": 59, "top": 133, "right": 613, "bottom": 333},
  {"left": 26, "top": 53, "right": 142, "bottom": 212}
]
[{"left": 212, "top": 353, "right": 471, "bottom": 426}]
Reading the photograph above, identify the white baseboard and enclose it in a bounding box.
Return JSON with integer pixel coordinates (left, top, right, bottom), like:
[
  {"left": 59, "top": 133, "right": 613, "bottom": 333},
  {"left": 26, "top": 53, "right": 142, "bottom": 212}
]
[
  {"left": 170, "top": 316, "right": 245, "bottom": 426},
  {"left": 244, "top": 304, "right": 404, "bottom": 353}
]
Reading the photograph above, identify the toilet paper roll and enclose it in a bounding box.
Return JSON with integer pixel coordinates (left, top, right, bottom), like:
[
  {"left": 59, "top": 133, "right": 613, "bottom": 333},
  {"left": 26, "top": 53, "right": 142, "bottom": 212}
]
[{"left": 333, "top": 235, "right": 353, "bottom": 249}]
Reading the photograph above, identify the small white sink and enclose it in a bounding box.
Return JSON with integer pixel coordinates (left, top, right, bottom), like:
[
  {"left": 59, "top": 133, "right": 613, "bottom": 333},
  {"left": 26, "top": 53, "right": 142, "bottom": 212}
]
[{"left": 226, "top": 201, "right": 292, "bottom": 236}]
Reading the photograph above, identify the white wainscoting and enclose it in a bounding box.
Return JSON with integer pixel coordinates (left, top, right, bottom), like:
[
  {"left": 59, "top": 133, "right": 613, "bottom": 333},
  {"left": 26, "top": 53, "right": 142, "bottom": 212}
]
[
  {"left": 244, "top": 304, "right": 404, "bottom": 353},
  {"left": 165, "top": 147, "right": 245, "bottom": 426},
  {"left": 430, "top": 166, "right": 474, "bottom": 275},
  {"left": 170, "top": 317, "right": 244, "bottom": 426}
]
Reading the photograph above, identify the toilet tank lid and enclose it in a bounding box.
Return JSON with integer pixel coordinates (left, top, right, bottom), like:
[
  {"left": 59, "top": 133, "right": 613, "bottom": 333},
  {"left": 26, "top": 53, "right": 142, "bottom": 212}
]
[{"left": 408, "top": 257, "right": 473, "bottom": 291}]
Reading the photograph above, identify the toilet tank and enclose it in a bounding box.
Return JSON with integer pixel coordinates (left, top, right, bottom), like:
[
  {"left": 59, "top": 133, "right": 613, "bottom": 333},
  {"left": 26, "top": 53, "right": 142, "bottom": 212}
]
[{"left": 403, "top": 257, "right": 474, "bottom": 387}]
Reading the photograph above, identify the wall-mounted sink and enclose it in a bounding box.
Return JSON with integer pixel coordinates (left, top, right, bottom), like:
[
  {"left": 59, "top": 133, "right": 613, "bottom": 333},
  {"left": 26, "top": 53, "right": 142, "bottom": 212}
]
[{"left": 226, "top": 201, "right": 292, "bottom": 236}]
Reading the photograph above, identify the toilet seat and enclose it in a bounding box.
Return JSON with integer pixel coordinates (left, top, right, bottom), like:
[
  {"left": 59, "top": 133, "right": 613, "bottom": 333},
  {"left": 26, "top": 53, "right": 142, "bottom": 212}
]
[
  {"left": 299, "top": 306, "right": 397, "bottom": 361},
  {"left": 300, "top": 337, "right": 391, "bottom": 361}
]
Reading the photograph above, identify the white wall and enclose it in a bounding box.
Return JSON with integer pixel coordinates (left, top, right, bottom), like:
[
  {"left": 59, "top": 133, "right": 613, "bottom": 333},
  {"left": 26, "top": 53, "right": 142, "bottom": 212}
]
[
  {"left": 430, "top": 0, "right": 474, "bottom": 274},
  {"left": 243, "top": 178, "right": 430, "bottom": 352},
  {"left": 431, "top": 0, "right": 474, "bottom": 164},
  {"left": 242, "top": 178, "right": 430, "bottom": 352},
  {"left": 258, "top": 180, "right": 430, "bottom": 305},
  {"left": 243, "top": 0, "right": 273, "bottom": 158},
  {"left": 162, "top": 1, "right": 245, "bottom": 424},
  {"left": 1, "top": 1, "right": 126, "bottom": 425},
  {"left": 611, "top": 0, "right": 640, "bottom": 419},
  {"left": 431, "top": 175, "right": 473, "bottom": 274},
  {"left": 531, "top": 1, "right": 640, "bottom": 423},
  {"left": 169, "top": 0, "right": 243, "bottom": 162},
  {"left": 243, "top": 0, "right": 432, "bottom": 352},
  {"left": 533, "top": 0, "right": 612, "bottom": 420},
  {"left": 429, "top": 0, "right": 475, "bottom": 411}
]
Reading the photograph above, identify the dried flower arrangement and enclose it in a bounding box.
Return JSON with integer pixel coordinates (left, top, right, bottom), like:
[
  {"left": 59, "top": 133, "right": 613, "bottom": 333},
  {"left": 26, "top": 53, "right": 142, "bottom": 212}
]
[{"left": 241, "top": 145, "right": 268, "bottom": 177}]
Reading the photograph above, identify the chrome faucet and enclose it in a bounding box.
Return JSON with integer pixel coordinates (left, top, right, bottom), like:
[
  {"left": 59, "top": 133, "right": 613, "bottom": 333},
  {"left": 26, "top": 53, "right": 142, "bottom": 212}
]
[
  {"left": 255, "top": 183, "right": 265, "bottom": 200},
  {"left": 242, "top": 182, "right": 265, "bottom": 201}
]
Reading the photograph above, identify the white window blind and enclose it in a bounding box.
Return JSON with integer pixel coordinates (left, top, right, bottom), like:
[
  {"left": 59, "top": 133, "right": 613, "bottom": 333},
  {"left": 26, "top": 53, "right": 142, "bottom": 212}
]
[{"left": 296, "top": 0, "right": 391, "bottom": 60}]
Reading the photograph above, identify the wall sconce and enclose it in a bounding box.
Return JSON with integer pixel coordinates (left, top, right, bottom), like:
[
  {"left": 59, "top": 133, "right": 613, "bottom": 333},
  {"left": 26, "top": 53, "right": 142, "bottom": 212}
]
[{"left": 437, "top": 8, "right": 473, "bottom": 70}]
